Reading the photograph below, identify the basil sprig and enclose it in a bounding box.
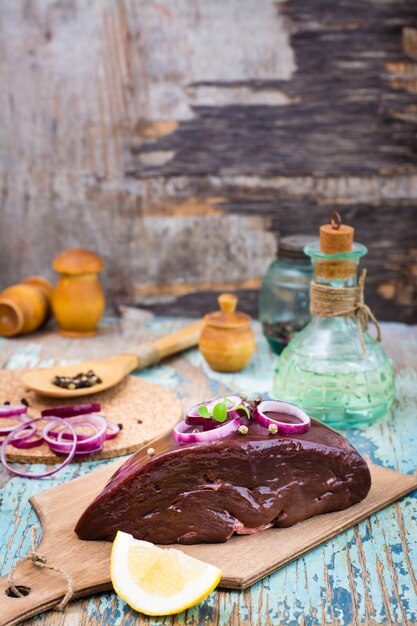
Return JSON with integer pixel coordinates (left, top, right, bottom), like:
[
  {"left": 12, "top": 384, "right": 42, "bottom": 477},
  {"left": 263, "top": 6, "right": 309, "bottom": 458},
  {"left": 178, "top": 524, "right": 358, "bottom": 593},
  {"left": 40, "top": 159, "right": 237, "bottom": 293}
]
[{"left": 197, "top": 398, "right": 251, "bottom": 423}]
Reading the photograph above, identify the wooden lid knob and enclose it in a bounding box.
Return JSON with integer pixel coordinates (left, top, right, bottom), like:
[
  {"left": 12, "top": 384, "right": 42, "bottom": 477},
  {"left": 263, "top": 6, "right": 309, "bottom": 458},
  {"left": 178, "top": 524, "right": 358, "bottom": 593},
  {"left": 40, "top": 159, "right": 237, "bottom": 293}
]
[
  {"left": 218, "top": 293, "right": 237, "bottom": 314},
  {"left": 320, "top": 211, "right": 354, "bottom": 254},
  {"left": 204, "top": 293, "right": 251, "bottom": 329}
]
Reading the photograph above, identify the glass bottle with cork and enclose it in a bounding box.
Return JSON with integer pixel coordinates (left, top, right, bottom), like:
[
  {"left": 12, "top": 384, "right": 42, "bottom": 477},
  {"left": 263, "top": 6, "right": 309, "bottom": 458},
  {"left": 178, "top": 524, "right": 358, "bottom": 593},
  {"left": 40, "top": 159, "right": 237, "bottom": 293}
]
[
  {"left": 273, "top": 212, "right": 395, "bottom": 429},
  {"left": 259, "top": 235, "right": 317, "bottom": 355}
]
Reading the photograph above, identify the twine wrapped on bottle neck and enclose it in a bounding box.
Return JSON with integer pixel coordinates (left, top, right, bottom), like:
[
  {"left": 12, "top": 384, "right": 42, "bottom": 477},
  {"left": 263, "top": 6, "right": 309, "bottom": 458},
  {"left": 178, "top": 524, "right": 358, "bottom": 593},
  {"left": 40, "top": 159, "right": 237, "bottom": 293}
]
[{"left": 309, "top": 269, "right": 381, "bottom": 356}]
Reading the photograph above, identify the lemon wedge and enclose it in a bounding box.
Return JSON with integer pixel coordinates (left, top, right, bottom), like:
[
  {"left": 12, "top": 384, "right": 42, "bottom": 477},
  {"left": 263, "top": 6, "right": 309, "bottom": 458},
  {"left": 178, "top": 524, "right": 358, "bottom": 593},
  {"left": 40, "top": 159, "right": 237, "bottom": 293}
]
[{"left": 110, "top": 531, "right": 221, "bottom": 616}]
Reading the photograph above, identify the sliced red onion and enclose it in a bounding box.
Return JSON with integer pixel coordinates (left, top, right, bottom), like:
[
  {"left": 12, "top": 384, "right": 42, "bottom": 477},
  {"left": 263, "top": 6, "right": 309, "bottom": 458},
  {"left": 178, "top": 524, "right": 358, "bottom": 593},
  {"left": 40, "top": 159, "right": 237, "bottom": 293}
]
[
  {"left": 0, "top": 403, "right": 121, "bottom": 476},
  {"left": 252, "top": 400, "right": 311, "bottom": 434},
  {"left": 41, "top": 403, "right": 101, "bottom": 419},
  {"left": 42, "top": 414, "right": 107, "bottom": 455},
  {"left": 0, "top": 413, "right": 33, "bottom": 437},
  {"left": 0, "top": 405, "right": 28, "bottom": 418},
  {"left": 73, "top": 446, "right": 104, "bottom": 456},
  {"left": 0, "top": 425, "right": 21, "bottom": 436},
  {"left": 0, "top": 424, "right": 36, "bottom": 447},
  {"left": 43, "top": 415, "right": 118, "bottom": 442},
  {"left": 0, "top": 417, "right": 77, "bottom": 478},
  {"left": 56, "top": 421, "right": 96, "bottom": 442},
  {"left": 173, "top": 417, "right": 242, "bottom": 444},
  {"left": 184, "top": 416, "right": 219, "bottom": 431},
  {"left": 10, "top": 433, "right": 44, "bottom": 449},
  {"left": 47, "top": 426, "right": 95, "bottom": 442},
  {"left": 106, "top": 420, "right": 121, "bottom": 440},
  {"left": 185, "top": 395, "right": 246, "bottom": 429},
  {"left": 0, "top": 426, "right": 16, "bottom": 436}
]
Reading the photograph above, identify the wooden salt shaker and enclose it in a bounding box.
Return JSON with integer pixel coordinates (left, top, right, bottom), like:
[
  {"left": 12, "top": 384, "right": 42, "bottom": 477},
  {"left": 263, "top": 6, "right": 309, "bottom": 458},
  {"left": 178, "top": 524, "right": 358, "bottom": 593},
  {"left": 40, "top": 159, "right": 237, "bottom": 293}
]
[{"left": 199, "top": 293, "right": 255, "bottom": 372}]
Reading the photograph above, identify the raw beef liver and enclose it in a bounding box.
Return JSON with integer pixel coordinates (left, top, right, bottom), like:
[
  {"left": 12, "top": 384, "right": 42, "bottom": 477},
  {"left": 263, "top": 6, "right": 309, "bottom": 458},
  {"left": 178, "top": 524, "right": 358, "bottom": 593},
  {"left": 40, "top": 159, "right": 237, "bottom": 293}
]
[{"left": 75, "top": 419, "right": 371, "bottom": 544}]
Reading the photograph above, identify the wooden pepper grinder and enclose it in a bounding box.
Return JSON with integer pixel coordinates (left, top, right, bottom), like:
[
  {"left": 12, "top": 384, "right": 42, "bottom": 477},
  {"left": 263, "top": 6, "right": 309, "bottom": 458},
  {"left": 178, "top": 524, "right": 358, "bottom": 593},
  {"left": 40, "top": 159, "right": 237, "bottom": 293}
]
[
  {"left": 199, "top": 293, "right": 255, "bottom": 372},
  {"left": 0, "top": 276, "right": 53, "bottom": 337}
]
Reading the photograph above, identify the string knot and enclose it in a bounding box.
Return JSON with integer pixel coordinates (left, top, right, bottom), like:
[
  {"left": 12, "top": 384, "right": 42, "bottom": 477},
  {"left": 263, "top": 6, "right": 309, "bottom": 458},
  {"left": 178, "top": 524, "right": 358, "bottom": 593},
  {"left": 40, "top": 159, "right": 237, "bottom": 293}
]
[
  {"left": 309, "top": 269, "right": 381, "bottom": 356},
  {"left": 28, "top": 549, "right": 47, "bottom": 565},
  {"left": 7, "top": 525, "right": 74, "bottom": 611}
]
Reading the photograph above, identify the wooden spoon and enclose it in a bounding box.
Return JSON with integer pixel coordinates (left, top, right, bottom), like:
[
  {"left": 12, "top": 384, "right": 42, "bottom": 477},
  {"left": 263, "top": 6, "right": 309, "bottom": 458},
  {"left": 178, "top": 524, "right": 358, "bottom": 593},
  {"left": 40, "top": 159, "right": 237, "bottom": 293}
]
[{"left": 21, "top": 320, "right": 204, "bottom": 398}]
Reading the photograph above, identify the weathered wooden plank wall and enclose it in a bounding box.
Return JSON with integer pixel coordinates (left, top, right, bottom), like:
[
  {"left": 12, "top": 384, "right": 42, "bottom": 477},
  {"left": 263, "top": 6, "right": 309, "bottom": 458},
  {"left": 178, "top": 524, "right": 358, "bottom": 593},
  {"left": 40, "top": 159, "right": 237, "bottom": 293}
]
[{"left": 0, "top": 0, "right": 416, "bottom": 321}]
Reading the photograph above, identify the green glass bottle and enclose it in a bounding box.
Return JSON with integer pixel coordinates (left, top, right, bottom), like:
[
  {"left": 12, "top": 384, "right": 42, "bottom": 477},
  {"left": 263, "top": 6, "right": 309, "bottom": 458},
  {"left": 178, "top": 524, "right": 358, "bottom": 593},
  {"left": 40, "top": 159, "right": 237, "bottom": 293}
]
[{"left": 273, "top": 241, "right": 395, "bottom": 429}]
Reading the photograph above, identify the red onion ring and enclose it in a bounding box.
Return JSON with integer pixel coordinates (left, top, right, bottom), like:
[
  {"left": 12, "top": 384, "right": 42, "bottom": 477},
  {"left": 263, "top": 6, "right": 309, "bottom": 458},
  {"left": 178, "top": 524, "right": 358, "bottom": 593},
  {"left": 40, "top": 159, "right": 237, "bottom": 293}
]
[
  {"left": 185, "top": 395, "right": 246, "bottom": 429},
  {"left": 73, "top": 446, "right": 104, "bottom": 456},
  {"left": 106, "top": 420, "right": 121, "bottom": 440},
  {"left": 173, "top": 417, "right": 242, "bottom": 444},
  {"left": 0, "top": 417, "right": 77, "bottom": 478},
  {"left": 0, "top": 424, "right": 36, "bottom": 448},
  {"left": 6, "top": 422, "right": 42, "bottom": 449},
  {"left": 45, "top": 416, "right": 120, "bottom": 442},
  {"left": 0, "top": 405, "right": 27, "bottom": 418},
  {"left": 0, "top": 414, "right": 32, "bottom": 437},
  {"left": 0, "top": 403, "right": 121, "bottom": 476},
  {"left": 47, "top": 426, "right": 95, "bottom": 442},
  {"left": 41, "top": 403, "right": 101, "bottom": 419},
  {"left": 42, "top": 414, "right": 108, "bottom": 455},
  {"left": 10, "top": 433, "right": 45, "bottom": 449},
  {"left": 55, "top": 420, "right": 96, "bottom": 440},
  {"left": 252, "top": 400, "right": 311, "bottom": 434}
]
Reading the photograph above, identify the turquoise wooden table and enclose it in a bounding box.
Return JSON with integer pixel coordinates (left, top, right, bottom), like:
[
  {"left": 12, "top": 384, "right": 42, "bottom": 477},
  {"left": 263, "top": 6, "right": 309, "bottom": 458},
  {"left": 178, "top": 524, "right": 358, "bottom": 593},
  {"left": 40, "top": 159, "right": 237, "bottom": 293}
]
[{"left": 1, "top": 314, "right": 416, "bottom": 625}]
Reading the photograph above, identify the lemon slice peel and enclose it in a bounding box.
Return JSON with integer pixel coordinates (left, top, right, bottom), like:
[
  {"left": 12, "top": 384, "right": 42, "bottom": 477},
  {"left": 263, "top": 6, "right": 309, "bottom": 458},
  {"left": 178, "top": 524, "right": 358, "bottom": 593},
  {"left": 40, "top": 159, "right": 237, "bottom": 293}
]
[{"left": 110, "top": 531, "right": 221, "bottom": 616}]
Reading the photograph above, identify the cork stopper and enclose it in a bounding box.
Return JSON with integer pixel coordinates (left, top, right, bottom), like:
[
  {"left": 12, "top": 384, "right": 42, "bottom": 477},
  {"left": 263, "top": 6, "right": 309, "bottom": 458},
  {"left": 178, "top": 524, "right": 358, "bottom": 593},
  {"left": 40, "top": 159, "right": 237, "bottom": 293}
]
[{"left": 320, "top": 211, "right": 354, "bottom": 254}]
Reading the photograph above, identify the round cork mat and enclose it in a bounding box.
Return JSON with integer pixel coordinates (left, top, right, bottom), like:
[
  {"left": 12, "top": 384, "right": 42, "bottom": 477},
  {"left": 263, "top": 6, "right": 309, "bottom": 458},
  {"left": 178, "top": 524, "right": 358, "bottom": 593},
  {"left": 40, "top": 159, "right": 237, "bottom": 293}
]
[{"left": 0, "top": 369, "right": 182, "bottom": 464}]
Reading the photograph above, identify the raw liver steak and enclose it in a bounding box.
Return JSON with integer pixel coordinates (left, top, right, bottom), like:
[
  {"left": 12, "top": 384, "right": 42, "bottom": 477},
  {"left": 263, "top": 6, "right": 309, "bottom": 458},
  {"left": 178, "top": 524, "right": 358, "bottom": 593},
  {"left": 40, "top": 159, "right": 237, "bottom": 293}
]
[{"left": 75, "top": 419, "right": 371, "bottom": 544}]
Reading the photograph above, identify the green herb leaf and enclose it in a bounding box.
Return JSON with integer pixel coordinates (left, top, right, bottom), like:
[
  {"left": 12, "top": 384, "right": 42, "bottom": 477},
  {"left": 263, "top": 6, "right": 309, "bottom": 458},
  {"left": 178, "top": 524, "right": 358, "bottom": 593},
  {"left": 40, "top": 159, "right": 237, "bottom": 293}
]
[
  {"left": 198, "top": 406, "right": 211, "bottom": 419},
  {"left": 222, "top": 397, "right": 233, "bottom": 406},
  {"left": 213, "top": 402, "right": 227, "bottom": 422},
  {"left": 235, "top": 404, "right": 251, "bottom": 419}
]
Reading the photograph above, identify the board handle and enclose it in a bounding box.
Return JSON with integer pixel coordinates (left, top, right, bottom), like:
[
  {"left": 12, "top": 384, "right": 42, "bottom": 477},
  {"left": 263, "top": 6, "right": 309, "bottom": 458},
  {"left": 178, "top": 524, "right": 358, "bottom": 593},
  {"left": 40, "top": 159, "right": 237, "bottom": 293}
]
[
  {"left": 0, "top": 559, "right": 74, "bottom": 626},
  {"left": 125, "top": 319, "right": 204, "bottom": 370}
]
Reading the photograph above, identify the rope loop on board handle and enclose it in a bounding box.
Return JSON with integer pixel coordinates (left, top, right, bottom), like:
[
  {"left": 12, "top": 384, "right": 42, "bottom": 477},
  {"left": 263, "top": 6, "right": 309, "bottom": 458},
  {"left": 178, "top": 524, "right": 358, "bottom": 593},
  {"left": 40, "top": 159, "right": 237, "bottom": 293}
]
[{"left": 8, "top": 525, "right": 74, "bottom": 610}]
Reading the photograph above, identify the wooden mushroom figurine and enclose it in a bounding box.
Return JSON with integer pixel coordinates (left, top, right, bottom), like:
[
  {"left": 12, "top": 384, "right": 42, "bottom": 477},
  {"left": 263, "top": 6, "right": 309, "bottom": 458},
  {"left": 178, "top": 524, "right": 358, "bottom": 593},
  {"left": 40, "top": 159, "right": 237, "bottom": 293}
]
[
  {"left": 51, "top": 248, "right": 105, "bottom": 337},
  {"left": 199, "top": 293, "right": 255, "bottom": 372}
]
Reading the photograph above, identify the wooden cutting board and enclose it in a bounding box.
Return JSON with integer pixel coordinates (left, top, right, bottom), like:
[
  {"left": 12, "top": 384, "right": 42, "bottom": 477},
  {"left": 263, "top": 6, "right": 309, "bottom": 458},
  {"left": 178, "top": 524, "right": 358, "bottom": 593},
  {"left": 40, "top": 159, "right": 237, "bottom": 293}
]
[
  {"left": 1, "top": 434, "right": 416, "bottom": 626},
  {"left": 0, "top": 369, "right": 182, "bottom": 463}
]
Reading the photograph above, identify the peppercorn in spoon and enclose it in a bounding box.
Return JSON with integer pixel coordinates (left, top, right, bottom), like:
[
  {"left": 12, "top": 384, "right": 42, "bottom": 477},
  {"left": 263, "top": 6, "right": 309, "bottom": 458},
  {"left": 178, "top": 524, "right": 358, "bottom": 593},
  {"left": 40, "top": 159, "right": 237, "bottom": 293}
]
[{"left": 22, "top": 320, "right": 204, "bottom": 398}]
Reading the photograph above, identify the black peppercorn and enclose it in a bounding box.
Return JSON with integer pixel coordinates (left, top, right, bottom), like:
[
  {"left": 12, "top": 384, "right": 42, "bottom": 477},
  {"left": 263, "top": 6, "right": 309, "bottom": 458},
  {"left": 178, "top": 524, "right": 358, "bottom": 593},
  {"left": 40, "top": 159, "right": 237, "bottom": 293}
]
[{"left": 51, "top": 369, "right": 103, "bottom": 390}]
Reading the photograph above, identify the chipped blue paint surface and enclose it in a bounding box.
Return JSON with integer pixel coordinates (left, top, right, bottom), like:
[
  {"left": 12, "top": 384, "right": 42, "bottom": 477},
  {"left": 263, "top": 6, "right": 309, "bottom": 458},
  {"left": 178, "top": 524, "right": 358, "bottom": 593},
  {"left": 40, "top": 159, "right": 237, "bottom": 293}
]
[{"left": 1, "top": 319, "right": 416, "bottom": 625}]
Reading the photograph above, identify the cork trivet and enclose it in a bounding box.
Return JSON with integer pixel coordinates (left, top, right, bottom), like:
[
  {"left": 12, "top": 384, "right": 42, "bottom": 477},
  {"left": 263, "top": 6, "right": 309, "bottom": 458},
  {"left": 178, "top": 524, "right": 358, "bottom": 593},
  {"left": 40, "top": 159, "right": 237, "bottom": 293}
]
[{"left": 0, "top": 369, "right": 182, "bottom": 464}]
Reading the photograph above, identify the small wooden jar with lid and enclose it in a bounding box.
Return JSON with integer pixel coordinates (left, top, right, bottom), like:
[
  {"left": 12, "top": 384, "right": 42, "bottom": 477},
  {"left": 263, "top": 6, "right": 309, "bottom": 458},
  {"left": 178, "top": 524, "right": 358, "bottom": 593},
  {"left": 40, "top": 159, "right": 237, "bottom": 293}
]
[
  {"left": 199, "top": 293, "right": 255, "bottom": 372},
  {"left": 52, "top": 248, "right": 105, "bottom": 337}
]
